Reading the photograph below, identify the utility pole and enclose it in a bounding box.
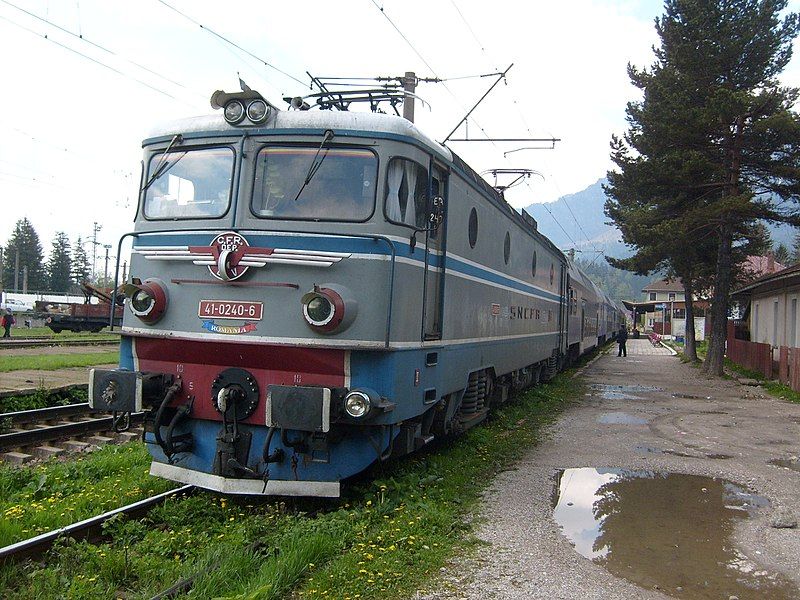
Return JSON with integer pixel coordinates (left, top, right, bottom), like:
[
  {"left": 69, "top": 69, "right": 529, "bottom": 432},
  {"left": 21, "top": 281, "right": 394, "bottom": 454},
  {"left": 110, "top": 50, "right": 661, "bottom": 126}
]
[
  {"left": 90, "top": 222, "right": 102, "bottom": 281},
  {"left": 103, "top": 245, "right": 112, "bottom": 286},
  {"left": 402, "top": 71, "right": 416, "bottom": 123},
  {"left": 13, "top": 247, "right": 19, "bottom": 292},
  {"left": 121, "top": 260, "right": 128, "bottom": 283},
  {"left": 22, "top": 265, "right": 28, "bottom": 294}
]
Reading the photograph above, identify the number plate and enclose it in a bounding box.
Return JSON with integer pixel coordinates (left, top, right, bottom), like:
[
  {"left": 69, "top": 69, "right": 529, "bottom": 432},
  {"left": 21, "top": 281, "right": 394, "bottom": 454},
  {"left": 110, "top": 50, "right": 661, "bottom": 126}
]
[{"left": 199, "top": 300, "right": 263, "bottom": 321}]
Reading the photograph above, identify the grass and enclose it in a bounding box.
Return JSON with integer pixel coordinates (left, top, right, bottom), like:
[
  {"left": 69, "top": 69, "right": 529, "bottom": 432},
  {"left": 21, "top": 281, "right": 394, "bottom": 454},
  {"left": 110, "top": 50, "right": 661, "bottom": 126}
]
[
  {"left": 665, "top": 339, "right": 707, "bottom": 364},
  {"left": 0, "top": 386, "right": 88, "bottom": 415},
  {"left": 0, "top": 351, "right": 119, "bottom": 372},
  {"left": 723, "top": 359, "right": 800, "bottom": 403},
  {"left": 0, "top": 372, "right": 580, "bottom": 600},
  {"left": 0, "top": 442, "right": 177, "bottom": 548}
]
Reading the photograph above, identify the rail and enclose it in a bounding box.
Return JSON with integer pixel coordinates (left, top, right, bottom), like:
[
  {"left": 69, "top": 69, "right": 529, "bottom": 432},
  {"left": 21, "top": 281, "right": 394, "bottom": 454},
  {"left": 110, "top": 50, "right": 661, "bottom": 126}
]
[
  {"left": 0, "top": 337, "right": 119, "bottom": 349},
  {"left": 0, "top": 485, "right": 194, "bottom": 563},
  {"left": 0, "top": 408, "right": 143, "bottom": 452}
]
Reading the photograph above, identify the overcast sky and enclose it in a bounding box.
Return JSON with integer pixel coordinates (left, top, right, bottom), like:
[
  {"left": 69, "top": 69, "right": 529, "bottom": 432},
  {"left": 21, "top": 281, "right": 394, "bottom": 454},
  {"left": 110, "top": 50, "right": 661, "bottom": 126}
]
[{"left": 1, "top": 0, "right": 798, "bottom": 270}]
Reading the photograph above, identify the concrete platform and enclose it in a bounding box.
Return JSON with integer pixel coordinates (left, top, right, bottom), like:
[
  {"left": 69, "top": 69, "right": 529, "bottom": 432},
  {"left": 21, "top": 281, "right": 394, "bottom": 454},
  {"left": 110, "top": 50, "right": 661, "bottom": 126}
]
[{"left": 0, "top": 364, "right": 116, "bottom": 396}]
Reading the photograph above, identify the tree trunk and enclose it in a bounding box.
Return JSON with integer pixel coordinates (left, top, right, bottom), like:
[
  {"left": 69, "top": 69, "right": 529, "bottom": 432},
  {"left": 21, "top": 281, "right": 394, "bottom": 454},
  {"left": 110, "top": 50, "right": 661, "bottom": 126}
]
[
  {"left": 682, "top": 276, "right": 699, "bottom": 362},
  {"left": 703, "top": 222, "right": 733, "bottom": 375}
]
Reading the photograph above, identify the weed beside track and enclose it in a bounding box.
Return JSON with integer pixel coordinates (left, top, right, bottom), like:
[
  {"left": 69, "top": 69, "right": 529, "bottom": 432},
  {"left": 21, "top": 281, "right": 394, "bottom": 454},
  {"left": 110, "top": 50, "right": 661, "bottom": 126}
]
[
  {"left": 0, "top": 373, "right": 580, "bottom": 599},
  {"left": 0, "top": 387, "right": 88, "bottom": 414}
]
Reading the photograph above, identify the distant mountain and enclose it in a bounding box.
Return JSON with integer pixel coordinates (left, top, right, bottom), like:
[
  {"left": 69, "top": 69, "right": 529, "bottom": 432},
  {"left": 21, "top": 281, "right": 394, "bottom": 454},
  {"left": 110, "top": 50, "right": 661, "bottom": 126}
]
[
  {"left": 524, "top": 178, "right": 797, "bottom": 259},
  {"left": 523, "top": 179, "right": 626, "bottom": 258}
]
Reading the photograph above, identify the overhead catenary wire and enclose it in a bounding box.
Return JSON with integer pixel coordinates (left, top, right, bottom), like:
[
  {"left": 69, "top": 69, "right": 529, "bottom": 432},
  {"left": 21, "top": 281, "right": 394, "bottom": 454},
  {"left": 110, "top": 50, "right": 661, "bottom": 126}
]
[
  {"left": 0, "top": 0, "right": 195, "bottom": 94},
  {"left": 368, "top": 0, "right": 497, "bottom": 144},
  {"left": 0, "top": 13, "right": 192, "bottom": 104},
  {"left": 447, "top": 0, "right": 600, "bottom": 256},
  {"left": 156, "top": 0, "right": 307, "bottom": 88}
]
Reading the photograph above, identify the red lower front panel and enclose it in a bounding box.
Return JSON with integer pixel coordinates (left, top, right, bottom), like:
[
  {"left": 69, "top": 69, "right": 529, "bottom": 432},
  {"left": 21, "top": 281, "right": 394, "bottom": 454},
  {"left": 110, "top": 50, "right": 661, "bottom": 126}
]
[{"left": 133, "top": 337, "right": 347, "bottom": 425}]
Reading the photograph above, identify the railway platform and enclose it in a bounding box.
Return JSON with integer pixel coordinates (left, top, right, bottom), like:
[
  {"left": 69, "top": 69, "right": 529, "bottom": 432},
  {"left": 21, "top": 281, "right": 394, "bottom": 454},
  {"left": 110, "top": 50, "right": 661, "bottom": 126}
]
[
  {"left": 425, "top": 338, "right": 800, "bottom": 599},
  {"left": 0, "top": 364, "right": 115, "bottom": 396}
]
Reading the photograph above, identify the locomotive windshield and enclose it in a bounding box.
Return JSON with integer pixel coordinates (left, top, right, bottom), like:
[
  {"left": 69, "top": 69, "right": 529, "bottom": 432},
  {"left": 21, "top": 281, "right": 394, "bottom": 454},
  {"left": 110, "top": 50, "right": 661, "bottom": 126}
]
[
  {"left": 251, "top": 146, "right": 377, "bottom": 221},
  {"left": 143, "top": 147, "right": 234, "bottom": 219}
]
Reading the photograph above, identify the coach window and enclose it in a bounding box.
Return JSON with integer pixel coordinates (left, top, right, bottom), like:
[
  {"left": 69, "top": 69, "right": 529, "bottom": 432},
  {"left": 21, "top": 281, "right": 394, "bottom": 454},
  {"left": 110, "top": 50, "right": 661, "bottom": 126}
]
[
  {"left": 468, "top": 207, "right": 478, "bottom": 248},
  {"left": 532, "top": 251, "right": 537, "bottom": 278},
  {"left": 503, "top": 232, "right": 511, "bottom": 264},
  {"left": 385, "top": 158, "right": 428, "bottom": 228}
]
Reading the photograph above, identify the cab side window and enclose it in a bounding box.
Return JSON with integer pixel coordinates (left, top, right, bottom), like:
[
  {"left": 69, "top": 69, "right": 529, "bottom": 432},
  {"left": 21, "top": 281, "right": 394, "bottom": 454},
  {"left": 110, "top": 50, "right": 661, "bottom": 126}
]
[{"left": 385, "top": 158, "right": 428, "bottom": 228}]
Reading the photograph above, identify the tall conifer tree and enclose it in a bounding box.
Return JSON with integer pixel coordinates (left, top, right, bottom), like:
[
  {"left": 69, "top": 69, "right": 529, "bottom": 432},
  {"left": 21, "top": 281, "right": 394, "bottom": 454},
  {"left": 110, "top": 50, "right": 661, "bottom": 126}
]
[
  {"left": 607, "top": 0, "right": 800, "bottom": 375},
  {"left": 2, "top": 218, "right": 46, "bottom": 291},
  {"left": 71, "top": 236, "right": 90, "bottom": 288},
  {"left": 47, "top": 232, "right": 72, "bottom": 293}
]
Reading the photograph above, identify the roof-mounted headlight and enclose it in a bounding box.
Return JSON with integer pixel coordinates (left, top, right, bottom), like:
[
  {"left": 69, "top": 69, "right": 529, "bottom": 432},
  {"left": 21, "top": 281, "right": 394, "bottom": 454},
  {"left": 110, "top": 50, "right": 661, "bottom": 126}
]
[
  {"left": 247, "top": 99, "right": 270, "bottom": 123},
  {"left": 211, "top": 86, "right": 276, "bottom": 126},
  {"left": 224, "top": 100, "right": 246, "bottom": 124}
]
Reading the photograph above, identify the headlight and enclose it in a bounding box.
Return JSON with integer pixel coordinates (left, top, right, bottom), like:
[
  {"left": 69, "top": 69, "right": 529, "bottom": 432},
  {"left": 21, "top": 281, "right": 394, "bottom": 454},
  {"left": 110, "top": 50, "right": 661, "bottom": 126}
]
[
  {"left": 304, "top": 295, "right": 334, "bottom": 326},
  {"left": 344, "top": 391, "right": 370, "bottom": 419},
  {"left": 130, "top": 289, "right": 155, "bottom": 314},
  {"left": 247, "top": 99, "right": 270, "bottom": 123},
  {"left": 224, "top": 100, "right": 245, "bottom": 124},
  {"left": 301, "top": 284, "right": 357, "bottom": 334},
  {"left": 122, "top": 278, "right": 168, "bottom": 324}
]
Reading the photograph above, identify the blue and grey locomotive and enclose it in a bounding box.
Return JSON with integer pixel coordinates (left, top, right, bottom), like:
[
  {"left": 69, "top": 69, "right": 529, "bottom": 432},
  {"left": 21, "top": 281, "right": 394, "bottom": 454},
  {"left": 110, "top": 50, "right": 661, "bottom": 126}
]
[{"left": 89, "top": 87, "right": 618, "bottom": 497}]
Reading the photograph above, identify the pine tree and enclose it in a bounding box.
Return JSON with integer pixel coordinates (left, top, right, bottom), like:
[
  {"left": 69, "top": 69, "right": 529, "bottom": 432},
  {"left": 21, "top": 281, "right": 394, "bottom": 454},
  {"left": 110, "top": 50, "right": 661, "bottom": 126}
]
[
  {"left": 2, "top": 218, "right": 46, "bottom": 291},
  {"left": 47, "top": 232, "right": 72, "bottom": 293},
  {"left": 607, "top": 0, "right": 800, "bottom": 375},
  {"left": 71, "top": 237, "right": 90, "bottom": 288},
  {"left": 774, "top": 243, "right": 790, "bottom": 265}
]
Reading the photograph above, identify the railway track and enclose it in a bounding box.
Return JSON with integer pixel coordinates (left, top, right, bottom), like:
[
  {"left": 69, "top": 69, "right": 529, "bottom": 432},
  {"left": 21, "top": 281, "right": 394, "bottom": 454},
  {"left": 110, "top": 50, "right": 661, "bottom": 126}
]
[
  {"left": 0, "top": 485, "right": 194, "bottom": 563},
  {"left": 0, "top": 337, "right": 119, "bottom": 349},
  {"left": 0, "top": 403, "right": 144, "bottom": 462}
]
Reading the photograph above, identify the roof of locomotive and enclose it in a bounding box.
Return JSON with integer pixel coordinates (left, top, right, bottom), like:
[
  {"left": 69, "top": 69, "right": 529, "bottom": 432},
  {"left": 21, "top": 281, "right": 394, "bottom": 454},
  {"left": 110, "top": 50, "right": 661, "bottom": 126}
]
[{"left": 145, "top": 110, "right": 453, "bottom": 161}]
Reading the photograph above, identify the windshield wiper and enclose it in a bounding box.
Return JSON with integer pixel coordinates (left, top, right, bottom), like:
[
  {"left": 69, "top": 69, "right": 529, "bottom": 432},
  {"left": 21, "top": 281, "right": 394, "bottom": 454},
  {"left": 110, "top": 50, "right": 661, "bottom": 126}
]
[
  {"left": 142, "top": 134, "right": 184, "bottom": 193},
  {"left": 292, "top": 129, "right": 334, "bottom": 202}
]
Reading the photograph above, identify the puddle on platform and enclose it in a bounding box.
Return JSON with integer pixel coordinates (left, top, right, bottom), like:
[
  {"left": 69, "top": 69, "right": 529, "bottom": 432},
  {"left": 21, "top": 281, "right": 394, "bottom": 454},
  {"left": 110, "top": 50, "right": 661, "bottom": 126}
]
[
  {"left": 552, "top": 468, "right": 795, "bottom": 599},
  {"left": 589, "top": 384, "right": 661, "bottom": 401},
  {"left": 672, "top": 392, "right": 712, "bottom": 400},
  {"left": 597, "top": 412, "right": 648, "bottom": 425},
  {"left": 633, "top": 445, "right": 697, "bottom": 458},
  {"left": 769, "top": 458, "right": 800, "bottom": 473}
]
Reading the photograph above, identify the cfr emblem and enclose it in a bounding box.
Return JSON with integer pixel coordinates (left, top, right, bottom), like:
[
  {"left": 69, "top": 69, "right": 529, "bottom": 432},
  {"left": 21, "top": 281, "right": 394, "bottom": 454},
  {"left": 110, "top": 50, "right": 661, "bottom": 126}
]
[{"left": 205, "top": 232, "right": 266, "bottom": 282}]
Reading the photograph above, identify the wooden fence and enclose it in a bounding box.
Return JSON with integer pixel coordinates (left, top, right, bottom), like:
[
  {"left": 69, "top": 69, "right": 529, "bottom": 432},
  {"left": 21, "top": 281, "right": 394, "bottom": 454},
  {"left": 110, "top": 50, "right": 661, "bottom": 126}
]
[
  {"left": 726, "top": 338, "right": 800, "bottom": 391},
  {"left": 726, "top": 337, "right": 773, "bottom": 379}
]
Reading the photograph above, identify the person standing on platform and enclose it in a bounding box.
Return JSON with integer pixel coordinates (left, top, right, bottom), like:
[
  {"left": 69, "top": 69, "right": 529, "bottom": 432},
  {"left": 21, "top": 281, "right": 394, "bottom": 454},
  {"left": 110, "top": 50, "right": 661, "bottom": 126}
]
[
  {"left": 617, "top": 327, "right": 628, "bottom": 357},
  {"left": 2, "top": 309, "right": 15, "bottom": 338}
]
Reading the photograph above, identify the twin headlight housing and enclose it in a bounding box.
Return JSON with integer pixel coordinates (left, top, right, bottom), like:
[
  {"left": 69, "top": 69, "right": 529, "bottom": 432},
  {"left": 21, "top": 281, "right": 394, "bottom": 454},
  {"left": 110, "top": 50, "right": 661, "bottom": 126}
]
[
  {"left": 210, "top": 89, "right": 273, "bottom": 126},
  {"left": 221, "top": 98, "right": 271, "bottom": 125}
]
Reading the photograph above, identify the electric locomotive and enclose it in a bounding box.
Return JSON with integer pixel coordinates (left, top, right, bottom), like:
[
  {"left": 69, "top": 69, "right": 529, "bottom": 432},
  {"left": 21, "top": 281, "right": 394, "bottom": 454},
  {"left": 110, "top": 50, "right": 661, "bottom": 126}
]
[{"left": 90, "top": 86, "right": 599, "bottom": 497}]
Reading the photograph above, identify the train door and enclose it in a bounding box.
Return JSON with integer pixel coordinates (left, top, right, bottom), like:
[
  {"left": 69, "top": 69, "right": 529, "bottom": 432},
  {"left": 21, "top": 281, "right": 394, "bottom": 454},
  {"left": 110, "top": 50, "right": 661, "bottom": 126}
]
[
  {"left": 422, "top": 165, "right": 447, "bottom": 340},
  {"left": 581, "top": 298, "right": 586, "bottom": 340}
]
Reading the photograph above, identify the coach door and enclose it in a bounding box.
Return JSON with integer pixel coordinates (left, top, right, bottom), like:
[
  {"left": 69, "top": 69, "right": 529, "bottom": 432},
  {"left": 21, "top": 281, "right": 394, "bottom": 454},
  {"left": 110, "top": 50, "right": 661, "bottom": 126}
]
[{"left": 422, "top": 166, "right": 447, "bottom": 340}]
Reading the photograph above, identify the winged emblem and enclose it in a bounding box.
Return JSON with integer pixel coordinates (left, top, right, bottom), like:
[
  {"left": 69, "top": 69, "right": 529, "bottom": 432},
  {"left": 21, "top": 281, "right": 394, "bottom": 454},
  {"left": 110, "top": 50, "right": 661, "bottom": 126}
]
[{"left": 133, "top": 232, "right": 350, "bottom": 281}]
